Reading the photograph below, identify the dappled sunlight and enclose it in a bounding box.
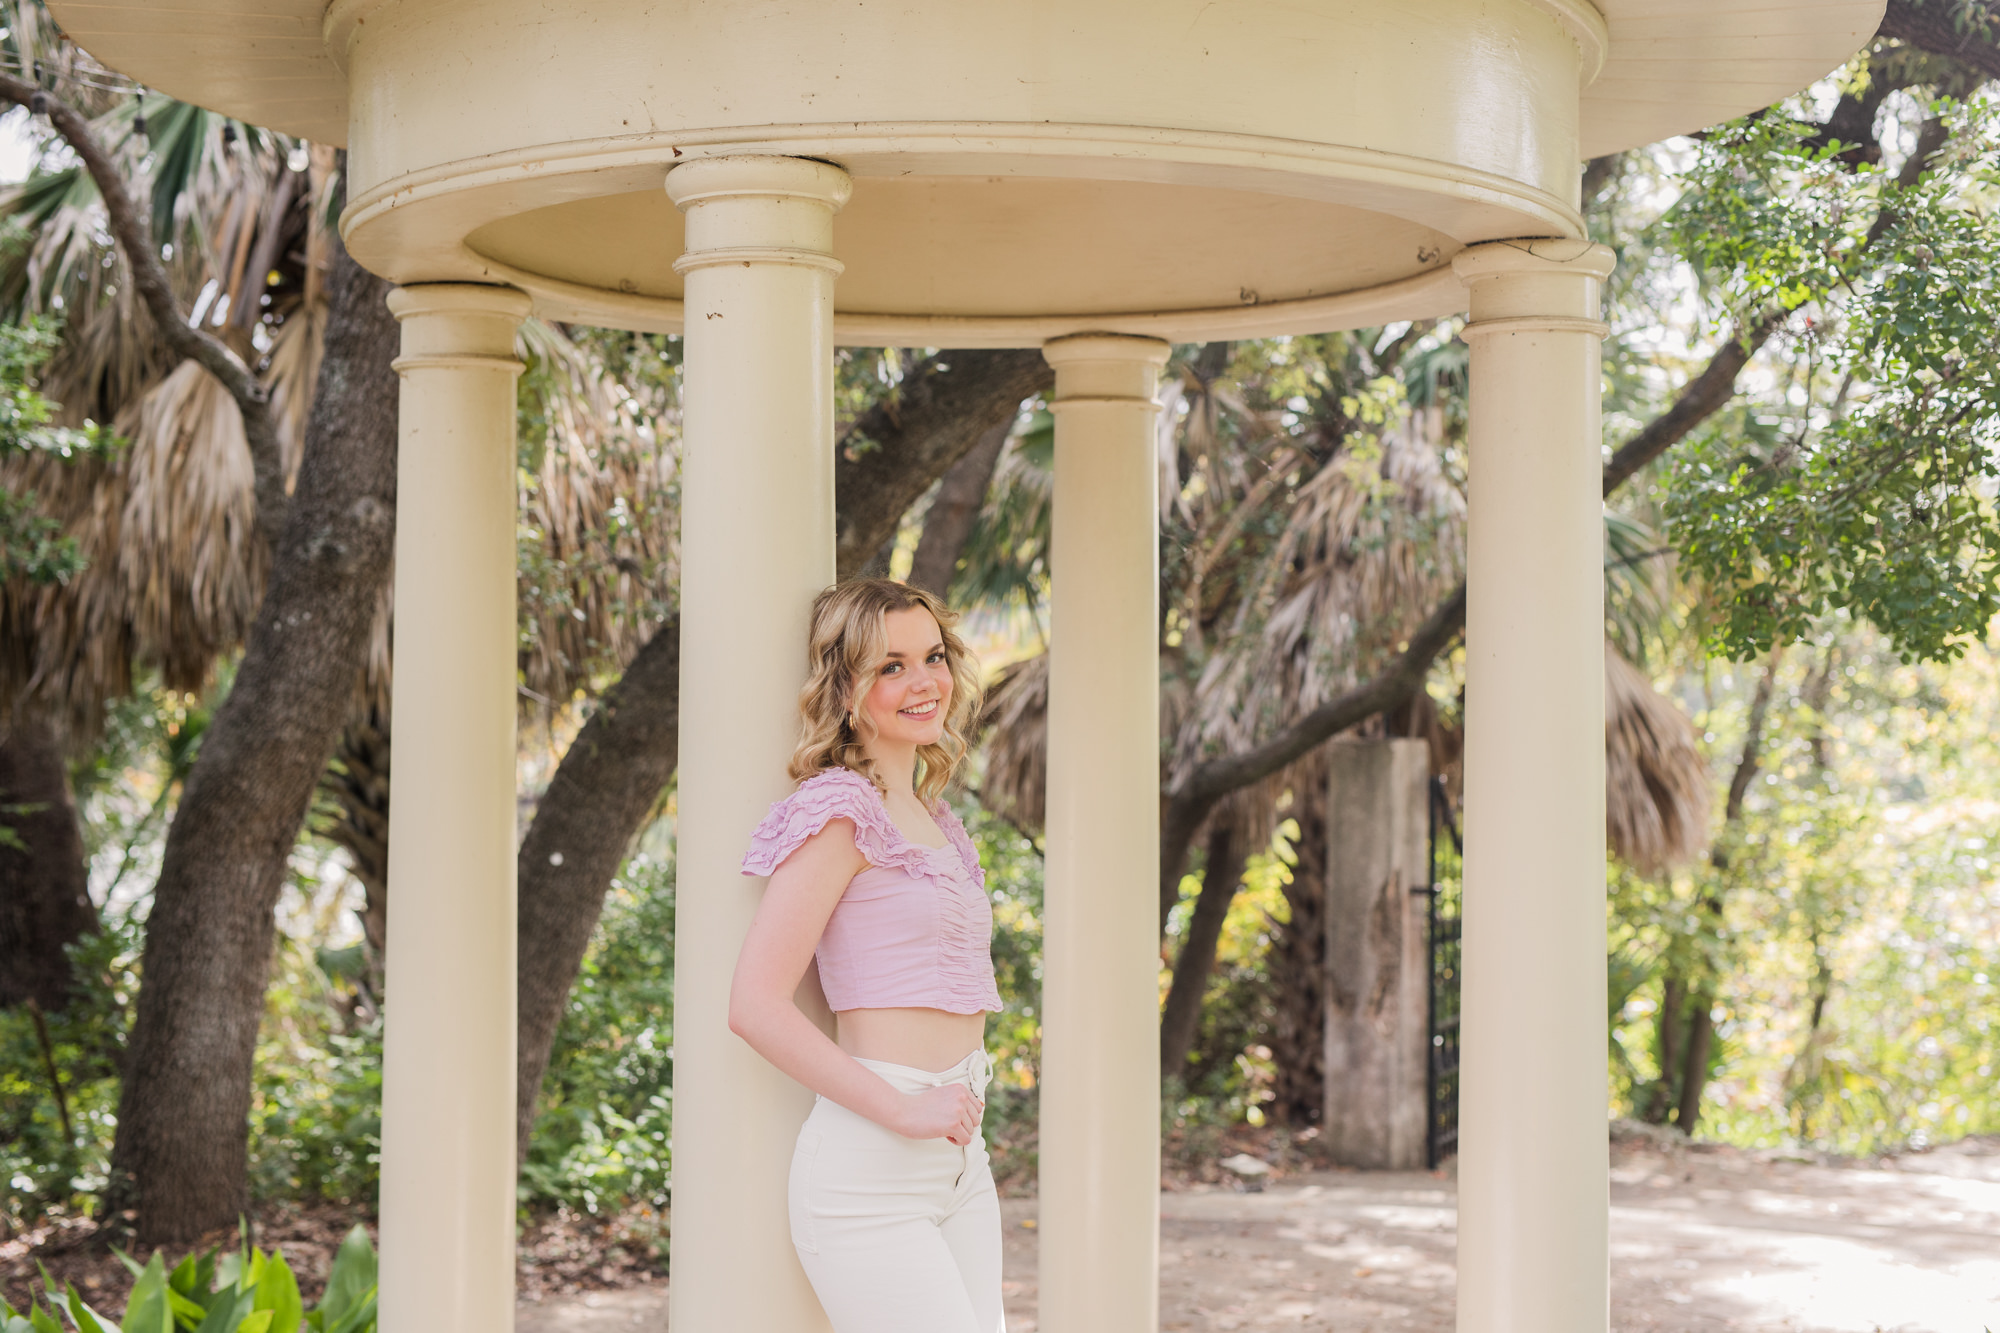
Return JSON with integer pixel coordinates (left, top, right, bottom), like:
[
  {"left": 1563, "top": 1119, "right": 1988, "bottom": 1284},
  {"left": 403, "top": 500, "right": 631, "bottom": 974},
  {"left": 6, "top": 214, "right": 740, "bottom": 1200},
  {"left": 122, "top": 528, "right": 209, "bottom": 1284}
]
[
  {"left": 1709, "top": 1238, "right": 2000, "bottom": 1331},
  {"left": 964, "top": 1139, "right": 2000, "bottom": 1333}
]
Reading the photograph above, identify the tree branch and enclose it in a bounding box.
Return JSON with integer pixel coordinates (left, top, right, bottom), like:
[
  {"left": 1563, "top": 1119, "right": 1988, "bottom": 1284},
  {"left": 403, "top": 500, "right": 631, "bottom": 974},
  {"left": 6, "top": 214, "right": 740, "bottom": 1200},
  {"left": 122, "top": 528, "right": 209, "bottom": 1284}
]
[
  {"left": 0, "top": 75, "right": 288, "bottom": 544},
  {"left": 515, "top": 616, "right": 681, "bottom": 1161},
  {"left": 1184, "top": 585, "right": 1467, "bottom": 808},
  {"left": 1159, "top": 290, "right": 1784, "bottom": 893},
  {"left": 1605, "top": 96, "right": 1951, "bottom": 496},
  {"left": 1880, "top": 0, "right": 2000, "bottom": 83},
  {"left": 835, "top": 349, "right": 1051, "bottom": 578},
  {"left": 907, "top": 417, "right": 1009, "bottom": 596},
  {"left": 1158, "top": 585, "right": 1466, "bottom": 901},
  {"left": 1602, "top": 312, "right": 1787, "bottom": 496},
  {"left": 832, "top": 344, "right": 1056, "bottom": 572}
]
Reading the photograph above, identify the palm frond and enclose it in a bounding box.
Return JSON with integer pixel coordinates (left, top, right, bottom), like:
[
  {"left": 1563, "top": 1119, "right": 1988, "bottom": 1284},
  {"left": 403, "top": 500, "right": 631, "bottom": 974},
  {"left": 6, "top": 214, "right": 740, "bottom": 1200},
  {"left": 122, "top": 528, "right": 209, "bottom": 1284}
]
[
  {"left": 514, "top": 320, "right": 681, "bottom": 710},
  {"left": 0, "top": 60, "right": 344, "bottom": 731},
  {"left": 949, "top": 408, "right": 1052, "bottom": 620},
  {"left": 1606, "top": 508, "right": 1678, "bottom": 666},
  {"left": 1605, "top": 640, "right": 1711, "bottom": 876},
  {"left": 1171, "top": 401, "right": 1466, "bottom": 794},
  {"left": 975, "top": 650, "right": 1047, "bottom": 834}
]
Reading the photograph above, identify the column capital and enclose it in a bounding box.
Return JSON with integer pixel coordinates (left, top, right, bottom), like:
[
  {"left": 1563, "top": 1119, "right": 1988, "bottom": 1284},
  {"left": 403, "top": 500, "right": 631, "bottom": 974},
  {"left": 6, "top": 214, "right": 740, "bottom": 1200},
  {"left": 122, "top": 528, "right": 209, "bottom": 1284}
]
[
  {"left": 1453, "top": 239, "right": 1615, "bottom": 333},
  {"left": 387, "top": 283, "right": 531, "bottom": 375},
  {"left": 1042, "top": 332, "right": 1172, "bottom": 369},
  {"left": 667, "top": 155, "right": 852, "bottom": 274},
  {"left": 386, "top": 282, "right": 534, "bottom": 322},
  {"left": 1043, "top": 333, "right": 1172, "bottom": 408},
  {"left": 665, "top": 154, "right": 853, "bottom": 211}
]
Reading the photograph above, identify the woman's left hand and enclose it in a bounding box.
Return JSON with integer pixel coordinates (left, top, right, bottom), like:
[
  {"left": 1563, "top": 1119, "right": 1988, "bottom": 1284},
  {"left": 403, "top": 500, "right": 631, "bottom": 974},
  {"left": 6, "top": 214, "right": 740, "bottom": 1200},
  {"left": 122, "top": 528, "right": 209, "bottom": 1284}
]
[{"left": 896, "top": 1082, "right": 985, "bottom": 1144}]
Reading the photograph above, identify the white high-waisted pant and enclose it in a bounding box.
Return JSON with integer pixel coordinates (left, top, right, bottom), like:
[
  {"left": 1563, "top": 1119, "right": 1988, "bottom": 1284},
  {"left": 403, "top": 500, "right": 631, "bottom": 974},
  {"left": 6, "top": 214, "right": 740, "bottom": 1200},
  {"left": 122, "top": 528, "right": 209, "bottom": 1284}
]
[{"left": 788, "top": 1049, "right": 1005, "bottom": 1333}]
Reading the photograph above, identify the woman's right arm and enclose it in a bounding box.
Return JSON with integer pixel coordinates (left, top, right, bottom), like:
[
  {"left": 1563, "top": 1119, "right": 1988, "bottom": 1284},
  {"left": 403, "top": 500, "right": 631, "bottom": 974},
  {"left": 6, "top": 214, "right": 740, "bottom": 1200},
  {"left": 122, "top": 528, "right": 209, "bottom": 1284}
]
[{"left": 728, "top": 818, "right": 983, "bottom": 1145}]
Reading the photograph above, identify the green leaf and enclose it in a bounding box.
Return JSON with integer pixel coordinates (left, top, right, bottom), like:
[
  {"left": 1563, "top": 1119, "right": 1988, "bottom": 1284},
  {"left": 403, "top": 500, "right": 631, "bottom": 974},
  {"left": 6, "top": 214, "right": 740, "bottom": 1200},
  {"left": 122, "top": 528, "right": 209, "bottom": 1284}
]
[
  {"left": 318, "top": 1292, "right": 375, "bottom": 1333},
  {"left": 165, "top": 1285, "right": 211, "bottom": 1332},
  {"left": 63, "top": 1286, "right": 115, "bottom": 1333},
  {"left": 190, "top": 1289, "right": 255, "bottom": 1333},
  {"left": 314, "top": 1229, "right": 375, "bottom": 1330},
  {"left": 169, "top": 1249, "right": 217, "bottom": 1307},
  {"left": 32, "top": 1303, "right": 66, "bottom": 1333},
  {"left": 124, "top": 1254, "right": 178, "bottom": 1333},
  {"left": 235, "top": 1313, "right": 274, "bottom": 1333},
  {"left": 214, "top": 1248, "right": 246, "bottom": 1296},
  {"left": 252, "top": 1253, "right": 303, "bottom": 1333}
]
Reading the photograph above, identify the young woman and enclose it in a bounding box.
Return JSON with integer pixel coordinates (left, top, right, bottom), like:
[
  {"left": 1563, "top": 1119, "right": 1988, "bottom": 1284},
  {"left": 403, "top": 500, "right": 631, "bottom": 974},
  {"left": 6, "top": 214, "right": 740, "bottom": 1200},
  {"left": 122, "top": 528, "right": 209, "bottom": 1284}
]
[{"left": 729, "top": 577, "right": 1004, "bottom": 1333}]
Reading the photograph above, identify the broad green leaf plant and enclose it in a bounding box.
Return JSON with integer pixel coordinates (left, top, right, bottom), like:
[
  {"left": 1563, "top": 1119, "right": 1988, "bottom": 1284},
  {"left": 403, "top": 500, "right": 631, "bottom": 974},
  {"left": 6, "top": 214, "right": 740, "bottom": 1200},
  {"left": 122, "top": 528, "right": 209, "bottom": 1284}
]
[{"left": 0, "top": 1224, "right": 376, "bottom": 1333}]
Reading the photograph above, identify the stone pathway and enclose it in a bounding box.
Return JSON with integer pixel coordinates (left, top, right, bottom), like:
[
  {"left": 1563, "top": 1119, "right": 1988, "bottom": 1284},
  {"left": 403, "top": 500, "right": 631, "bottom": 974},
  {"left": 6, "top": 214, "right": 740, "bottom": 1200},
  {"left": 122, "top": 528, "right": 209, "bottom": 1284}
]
[{"left": 516, "top": 1136, "right": 2000, "bottom": 1332}]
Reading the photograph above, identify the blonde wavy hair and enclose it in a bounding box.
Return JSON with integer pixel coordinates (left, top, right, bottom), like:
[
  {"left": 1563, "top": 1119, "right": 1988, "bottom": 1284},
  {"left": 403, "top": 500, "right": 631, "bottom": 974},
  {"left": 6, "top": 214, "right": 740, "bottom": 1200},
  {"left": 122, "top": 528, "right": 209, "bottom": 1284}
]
[{"left": 789, "top": 578, "right": 983, "bottom": 802}]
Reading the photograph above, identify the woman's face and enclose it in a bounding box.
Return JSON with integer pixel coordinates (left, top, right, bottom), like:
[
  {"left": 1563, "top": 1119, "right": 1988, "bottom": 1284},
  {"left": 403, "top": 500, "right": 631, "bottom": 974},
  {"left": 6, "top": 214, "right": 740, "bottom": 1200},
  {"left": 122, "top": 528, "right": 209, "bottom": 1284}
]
[{"left": 857, "top": 606, "right": 953, "bottom": 750}]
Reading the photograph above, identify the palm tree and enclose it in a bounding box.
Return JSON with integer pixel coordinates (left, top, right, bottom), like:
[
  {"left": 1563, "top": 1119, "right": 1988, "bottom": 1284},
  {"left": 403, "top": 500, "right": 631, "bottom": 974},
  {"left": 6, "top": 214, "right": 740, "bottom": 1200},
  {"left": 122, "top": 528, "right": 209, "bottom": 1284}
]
[
  {"left": 0, "top": 48, "right": 685, "bottom": 929},
  {"left": 0, "top": 22, "right": 692, "bottom": 1234},
  {"left": 0, "top": 92, "right": 329, "bottom": 732},
  {"left": 0, "top": 46, "right": 327, "bottom": 1015}
]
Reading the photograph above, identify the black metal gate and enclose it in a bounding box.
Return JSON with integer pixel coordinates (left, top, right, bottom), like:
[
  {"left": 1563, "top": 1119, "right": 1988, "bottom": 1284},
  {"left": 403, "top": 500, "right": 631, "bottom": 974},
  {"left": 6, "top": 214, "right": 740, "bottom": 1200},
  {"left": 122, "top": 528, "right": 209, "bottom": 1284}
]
[{"left": 1424, "top": 775, "right": 1462, "bottom": 1169}]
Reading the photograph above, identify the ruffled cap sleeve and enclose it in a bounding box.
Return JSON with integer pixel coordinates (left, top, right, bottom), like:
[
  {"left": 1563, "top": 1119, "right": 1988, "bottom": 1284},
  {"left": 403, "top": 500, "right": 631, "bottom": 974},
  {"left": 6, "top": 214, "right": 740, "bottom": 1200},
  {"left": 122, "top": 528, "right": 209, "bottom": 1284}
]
[{"left": 740, "top": 766, "right": 939, "bottom": 877}]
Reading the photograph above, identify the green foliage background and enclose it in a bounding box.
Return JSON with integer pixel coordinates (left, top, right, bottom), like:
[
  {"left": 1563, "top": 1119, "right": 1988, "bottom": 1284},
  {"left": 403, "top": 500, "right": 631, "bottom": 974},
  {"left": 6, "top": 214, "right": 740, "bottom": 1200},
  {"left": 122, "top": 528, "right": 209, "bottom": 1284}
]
[{"left": 1609, "top": 624, "right": 2000, "bottom": 1150}]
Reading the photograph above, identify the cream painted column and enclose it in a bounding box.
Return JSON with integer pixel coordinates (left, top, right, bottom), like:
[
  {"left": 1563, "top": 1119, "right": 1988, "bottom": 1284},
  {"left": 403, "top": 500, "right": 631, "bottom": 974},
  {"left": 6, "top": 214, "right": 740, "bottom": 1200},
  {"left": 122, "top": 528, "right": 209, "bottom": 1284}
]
[
  {"left": 666, "top": 155, "right": 849, "bottom": 1333},
  {"left": 1040, "top": 333, "right": 1171, "bottom": 1333},
  {"left": 1452, "top": 239, "right": 1617, "bottom": 1333},
  {"left": 380, "top": 282, "right": 532, "bottom": 1333}
]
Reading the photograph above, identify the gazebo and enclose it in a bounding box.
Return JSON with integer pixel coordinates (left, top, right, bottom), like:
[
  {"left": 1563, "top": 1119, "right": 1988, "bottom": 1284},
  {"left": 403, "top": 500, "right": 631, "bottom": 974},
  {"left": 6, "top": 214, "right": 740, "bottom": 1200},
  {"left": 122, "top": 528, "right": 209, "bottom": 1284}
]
[{"left": 50, "top": 2, "right": 1881, "bottom": 1329}]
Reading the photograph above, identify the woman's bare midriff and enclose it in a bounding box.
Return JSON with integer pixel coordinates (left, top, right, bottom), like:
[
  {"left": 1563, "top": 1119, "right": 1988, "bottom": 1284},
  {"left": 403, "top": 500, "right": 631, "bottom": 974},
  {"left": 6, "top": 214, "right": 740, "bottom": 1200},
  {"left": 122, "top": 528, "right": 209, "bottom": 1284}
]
[{"left": 836, "top": 1006, "right": 986, "bottom": 1073}]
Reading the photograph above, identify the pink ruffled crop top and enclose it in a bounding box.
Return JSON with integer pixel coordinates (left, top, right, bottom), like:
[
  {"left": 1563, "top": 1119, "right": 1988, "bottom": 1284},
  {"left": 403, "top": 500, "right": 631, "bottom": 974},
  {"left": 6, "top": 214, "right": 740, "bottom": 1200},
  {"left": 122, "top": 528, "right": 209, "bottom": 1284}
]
[{"left": 741, "top": 765, "right": 1002, "bottom": 1015}]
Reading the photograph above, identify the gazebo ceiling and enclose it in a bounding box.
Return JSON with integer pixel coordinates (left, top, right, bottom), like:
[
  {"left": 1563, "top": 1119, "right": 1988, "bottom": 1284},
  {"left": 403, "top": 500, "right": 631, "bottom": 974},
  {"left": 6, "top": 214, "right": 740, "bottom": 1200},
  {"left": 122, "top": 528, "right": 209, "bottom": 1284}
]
[{"left": 50, "top": 0, "right": 1882, "bottom": 344}]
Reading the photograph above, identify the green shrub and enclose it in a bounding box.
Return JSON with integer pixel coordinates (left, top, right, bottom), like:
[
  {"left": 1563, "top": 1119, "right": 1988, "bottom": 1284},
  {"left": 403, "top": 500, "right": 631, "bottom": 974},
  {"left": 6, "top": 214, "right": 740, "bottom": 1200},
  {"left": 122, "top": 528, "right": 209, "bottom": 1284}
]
[
  {"left": 246, "top": 1016, "right": 382, "bottom": 1207},
  {"left": 2, "top": 1224, "right": 377, "bottom": 1333},
  {"left": 0, "top": 920, "right": 138, "bottom": 1226},
  {"left": 968, "top": 798, "right": 1044, "bottom": 1098},
  {"left": 519, "top": 853, "right": 676, "bottom": 1219}
]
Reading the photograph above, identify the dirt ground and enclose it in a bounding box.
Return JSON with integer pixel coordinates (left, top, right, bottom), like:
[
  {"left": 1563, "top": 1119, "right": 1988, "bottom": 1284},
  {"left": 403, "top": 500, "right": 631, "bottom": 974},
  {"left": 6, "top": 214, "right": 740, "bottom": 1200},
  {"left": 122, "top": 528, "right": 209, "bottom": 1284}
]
[
  {"left": 12, "top": 1132, "right": 1996, "bottom": 1330},
  {"left": 513, "top": 1131, "right": 2000, "bottom": 1333}
]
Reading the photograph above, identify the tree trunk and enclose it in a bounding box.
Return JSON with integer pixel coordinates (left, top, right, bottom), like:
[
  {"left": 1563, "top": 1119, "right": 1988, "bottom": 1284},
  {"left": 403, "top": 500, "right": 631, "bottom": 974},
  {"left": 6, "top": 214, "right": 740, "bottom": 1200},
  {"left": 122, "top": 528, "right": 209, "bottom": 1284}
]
[
  {"left": 1266, "top": 786, "right": 1328, "bottom": 1125},
  {"left": 834, "top": 350, "right": 1052, "bottom": 578},
  {"left": 1647, "top": 974, "right": 1686, "bottom": 1124},
  {"left": 1790, "top": 933, "right": 1835, "bottom": 1138},
  {"left": 322, "top": 703, "right": 391, "bottom": 983},
  {"left": 0, "top": 715, "right": 95, "bottom": 1011},
  {"left": 907, "top": 418, "right": 1009, "bottom": 596},
  {"left": 1674, "top": 990, "right": 1714, "bottom": 1133},
  {"left": 1158, "top": 823, "right": 1246, "bottom": 1083},
  {"left": 515, "top": 618, "right": 681, "bottom": 1159},
  {"left": 1653, "top": 657, "right": 1777, "bottom": 1139},
  {"left": 107, "top": 239, "right": 400, "bottom": 1244}
]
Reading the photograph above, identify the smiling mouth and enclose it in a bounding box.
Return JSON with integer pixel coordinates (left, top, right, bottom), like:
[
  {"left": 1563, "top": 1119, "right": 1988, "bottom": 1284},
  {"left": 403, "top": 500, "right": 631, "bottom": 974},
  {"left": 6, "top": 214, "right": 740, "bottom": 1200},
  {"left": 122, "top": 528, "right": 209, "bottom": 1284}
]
[{"left": 899, "top": 700, "right": 940, "bottom": 719}]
